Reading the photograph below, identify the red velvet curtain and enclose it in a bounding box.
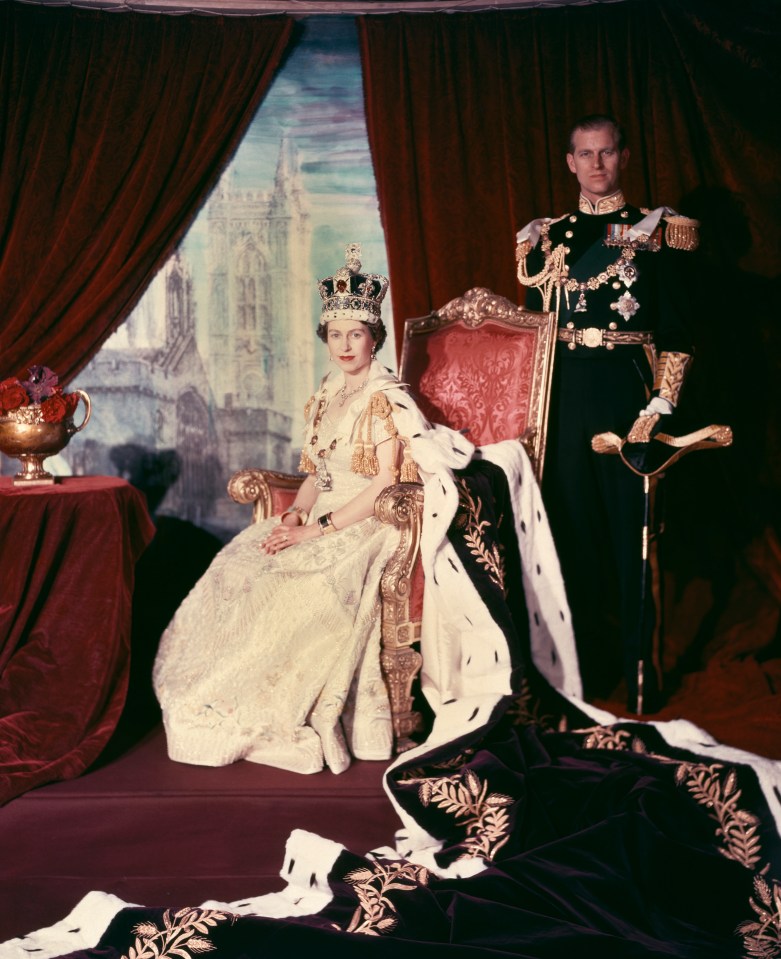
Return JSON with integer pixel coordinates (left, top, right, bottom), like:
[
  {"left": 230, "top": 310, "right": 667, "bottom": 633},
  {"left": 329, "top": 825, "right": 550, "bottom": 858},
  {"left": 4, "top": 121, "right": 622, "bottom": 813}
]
[
  {"left": 0, "top": 4, "right": 294, "bottom": 384},
  {"left": 358, "top": 0, "right": 781, "bottom": 346}
]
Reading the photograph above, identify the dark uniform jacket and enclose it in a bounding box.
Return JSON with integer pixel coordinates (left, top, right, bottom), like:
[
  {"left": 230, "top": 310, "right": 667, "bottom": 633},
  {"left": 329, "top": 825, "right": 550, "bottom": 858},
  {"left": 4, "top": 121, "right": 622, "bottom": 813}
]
[{"left": 521, "top": 200, "right": 695, "bottom": 362}]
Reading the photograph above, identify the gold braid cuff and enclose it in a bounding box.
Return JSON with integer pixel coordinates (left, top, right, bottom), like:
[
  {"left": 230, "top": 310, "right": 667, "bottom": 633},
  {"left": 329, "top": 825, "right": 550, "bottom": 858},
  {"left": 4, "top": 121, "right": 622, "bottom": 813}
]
[
  {"left": 654, "top": 351, "right": 692, "bottom": 406},
  {"left": 626, "top": 413, "right": 660, "bottom": 445}
]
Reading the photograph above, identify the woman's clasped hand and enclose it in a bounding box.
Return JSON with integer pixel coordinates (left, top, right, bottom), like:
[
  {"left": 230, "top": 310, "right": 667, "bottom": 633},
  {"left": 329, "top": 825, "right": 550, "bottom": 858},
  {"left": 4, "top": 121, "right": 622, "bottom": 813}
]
[{"left": 259, "top": 515, "right": 317, "bottom": 554}]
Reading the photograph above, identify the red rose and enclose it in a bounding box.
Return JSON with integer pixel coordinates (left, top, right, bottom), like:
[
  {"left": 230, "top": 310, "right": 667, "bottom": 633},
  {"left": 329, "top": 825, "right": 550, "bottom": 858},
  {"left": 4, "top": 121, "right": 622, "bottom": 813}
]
[
  {"left": 40, "top": 393, "right": 68, "bottom": 423},
  {"left": 0, "top": 378, "right": 30, "bottom": 413},
  {"left": 64, "top": 392, "right": 80, "bottom": 417}
]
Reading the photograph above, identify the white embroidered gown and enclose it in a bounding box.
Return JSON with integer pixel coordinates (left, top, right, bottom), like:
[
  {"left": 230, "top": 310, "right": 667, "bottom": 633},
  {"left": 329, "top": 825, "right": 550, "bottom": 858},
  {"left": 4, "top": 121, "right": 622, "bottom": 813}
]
[{"left": 153, "top": 392, "right": 397, "bottom": 775}]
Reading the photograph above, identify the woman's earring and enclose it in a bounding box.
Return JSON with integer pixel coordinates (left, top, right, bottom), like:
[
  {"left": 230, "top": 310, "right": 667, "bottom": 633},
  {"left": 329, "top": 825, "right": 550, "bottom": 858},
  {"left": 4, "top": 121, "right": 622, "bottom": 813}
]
[{"left": 371, "top": 347, "right": 377, "bottom": 358}]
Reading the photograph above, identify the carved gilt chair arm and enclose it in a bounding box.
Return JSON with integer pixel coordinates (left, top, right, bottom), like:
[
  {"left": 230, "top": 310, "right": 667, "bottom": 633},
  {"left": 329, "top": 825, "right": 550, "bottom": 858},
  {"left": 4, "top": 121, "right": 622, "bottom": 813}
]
[{"left": 227, "top": 468, "right": 303, "bottom": 524}]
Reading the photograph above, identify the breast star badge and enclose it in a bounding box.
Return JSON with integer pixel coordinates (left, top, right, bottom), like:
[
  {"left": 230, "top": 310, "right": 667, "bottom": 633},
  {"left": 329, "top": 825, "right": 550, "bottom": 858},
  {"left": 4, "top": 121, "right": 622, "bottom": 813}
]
[{"left": 610, "top": 291, "right": 640, "bottom": 321}]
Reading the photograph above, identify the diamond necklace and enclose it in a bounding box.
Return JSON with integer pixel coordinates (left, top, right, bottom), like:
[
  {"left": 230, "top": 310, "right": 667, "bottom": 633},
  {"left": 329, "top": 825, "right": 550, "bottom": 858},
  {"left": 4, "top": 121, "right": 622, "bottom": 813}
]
[{"left": 337, "top": 376, "right": 369, "bottom": 407}]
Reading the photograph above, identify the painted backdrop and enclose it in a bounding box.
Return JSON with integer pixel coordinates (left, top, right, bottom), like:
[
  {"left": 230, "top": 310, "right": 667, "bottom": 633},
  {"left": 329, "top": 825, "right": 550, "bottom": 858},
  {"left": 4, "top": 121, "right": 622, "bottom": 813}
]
[{"left": 58, "top": 18, "right": 393, "bottom": 539}]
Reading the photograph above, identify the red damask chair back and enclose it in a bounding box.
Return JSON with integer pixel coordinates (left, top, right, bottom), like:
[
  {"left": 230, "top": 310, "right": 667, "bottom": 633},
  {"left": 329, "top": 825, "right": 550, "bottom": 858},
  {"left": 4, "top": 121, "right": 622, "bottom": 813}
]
[
  {"left": 400, "top": 287, "right": 557, "bottom": 478},
  {"left": 395, "top": 288, "right": 557, "bottom": 702}
]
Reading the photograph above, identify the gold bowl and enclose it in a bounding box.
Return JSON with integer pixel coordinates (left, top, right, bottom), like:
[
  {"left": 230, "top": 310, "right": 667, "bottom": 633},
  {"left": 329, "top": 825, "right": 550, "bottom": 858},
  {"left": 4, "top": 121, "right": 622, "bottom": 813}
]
[{"left": 0, "top": 390, "right": 91, "bottom": 485}]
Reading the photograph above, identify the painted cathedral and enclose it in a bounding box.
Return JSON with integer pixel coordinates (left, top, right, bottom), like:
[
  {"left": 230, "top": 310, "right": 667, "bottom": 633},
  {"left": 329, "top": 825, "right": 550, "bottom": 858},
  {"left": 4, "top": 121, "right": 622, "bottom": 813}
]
[{"left": 68, "top": 140, "right": 312, "bottom": 537}]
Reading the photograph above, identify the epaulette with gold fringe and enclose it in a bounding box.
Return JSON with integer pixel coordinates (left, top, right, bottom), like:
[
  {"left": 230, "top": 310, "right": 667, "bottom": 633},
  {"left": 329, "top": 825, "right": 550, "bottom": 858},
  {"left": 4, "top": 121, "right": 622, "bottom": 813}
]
[{"left": 663, "top": 214, "right": 699, "bottom": 252}]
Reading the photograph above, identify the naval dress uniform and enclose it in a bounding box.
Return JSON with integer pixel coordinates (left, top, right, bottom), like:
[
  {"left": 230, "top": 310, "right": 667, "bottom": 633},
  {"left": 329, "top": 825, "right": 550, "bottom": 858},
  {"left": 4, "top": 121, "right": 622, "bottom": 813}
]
[{"left": 517, "top": 190, "right": 698, "bottom": 711}]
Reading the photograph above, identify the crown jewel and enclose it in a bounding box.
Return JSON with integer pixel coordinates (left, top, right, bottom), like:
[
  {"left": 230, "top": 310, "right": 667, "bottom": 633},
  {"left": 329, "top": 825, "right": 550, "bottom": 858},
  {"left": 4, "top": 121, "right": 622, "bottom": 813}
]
[{"left": 318, "top": 243, "right": 389, "bottom": 327}]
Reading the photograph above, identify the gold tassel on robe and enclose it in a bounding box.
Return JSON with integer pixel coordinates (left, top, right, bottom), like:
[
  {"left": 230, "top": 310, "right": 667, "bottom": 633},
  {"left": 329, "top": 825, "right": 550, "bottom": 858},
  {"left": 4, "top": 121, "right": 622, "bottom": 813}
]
[
  {"left": 351, "top": 390, "right": 419, "bottom": 482},
  {"left": 400, "top": 445, "right": 419, "bottom": 483},
  {"left": 350, "top": 439, "right": 381, "bottom": 476}
]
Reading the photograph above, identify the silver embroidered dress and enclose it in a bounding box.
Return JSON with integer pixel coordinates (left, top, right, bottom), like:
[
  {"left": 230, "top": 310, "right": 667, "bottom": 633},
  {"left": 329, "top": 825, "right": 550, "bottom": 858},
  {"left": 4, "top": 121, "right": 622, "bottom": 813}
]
[{"left": 153, "top": 384, "right": 398, "bottom": 775}]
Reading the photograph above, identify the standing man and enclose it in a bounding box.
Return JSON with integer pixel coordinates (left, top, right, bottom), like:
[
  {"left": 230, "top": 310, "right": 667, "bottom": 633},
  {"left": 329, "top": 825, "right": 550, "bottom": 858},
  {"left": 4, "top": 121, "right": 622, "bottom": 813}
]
[{"left": 516, "top": 114, "right": 698, "bottom": 712}]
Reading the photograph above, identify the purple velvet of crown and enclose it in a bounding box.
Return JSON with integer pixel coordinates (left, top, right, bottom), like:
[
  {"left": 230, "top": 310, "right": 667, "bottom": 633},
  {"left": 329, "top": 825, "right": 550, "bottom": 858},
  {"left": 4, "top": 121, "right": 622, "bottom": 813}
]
[{"left": 318, "top": 243, "right": 389, "bottom": 326}]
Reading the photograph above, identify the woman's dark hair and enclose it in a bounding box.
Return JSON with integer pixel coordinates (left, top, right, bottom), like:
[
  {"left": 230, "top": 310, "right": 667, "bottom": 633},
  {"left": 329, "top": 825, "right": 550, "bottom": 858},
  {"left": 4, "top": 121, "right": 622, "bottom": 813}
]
[{"left": 317, "top": 319, "right": 387, "bottom": 352}]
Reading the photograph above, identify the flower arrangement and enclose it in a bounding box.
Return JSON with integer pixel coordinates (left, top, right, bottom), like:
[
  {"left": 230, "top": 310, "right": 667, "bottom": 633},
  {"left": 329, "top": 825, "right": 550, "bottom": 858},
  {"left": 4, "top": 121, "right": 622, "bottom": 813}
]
[{"left": 0, "top": 366, "right": 81, "bottom": 424}]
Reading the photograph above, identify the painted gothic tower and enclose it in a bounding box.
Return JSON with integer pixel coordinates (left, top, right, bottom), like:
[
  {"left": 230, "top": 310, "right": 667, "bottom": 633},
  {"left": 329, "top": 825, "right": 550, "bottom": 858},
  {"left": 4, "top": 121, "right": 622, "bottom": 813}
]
[
  {"left": 68, "top": 138, "right": 313, "bottom": 536},
  {"left": 206, "top": 138, "right": 312, "bottom": 417}
]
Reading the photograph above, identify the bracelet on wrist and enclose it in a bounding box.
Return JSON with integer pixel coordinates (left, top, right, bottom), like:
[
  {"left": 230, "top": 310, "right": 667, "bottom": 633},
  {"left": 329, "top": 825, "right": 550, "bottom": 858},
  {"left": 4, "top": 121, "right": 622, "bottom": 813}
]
[
  {"left": 318, "top": 512, "right": 337, "bottom": 535},
  {"left": 281, "top": 505, "right": 308, "bottom": 525}
]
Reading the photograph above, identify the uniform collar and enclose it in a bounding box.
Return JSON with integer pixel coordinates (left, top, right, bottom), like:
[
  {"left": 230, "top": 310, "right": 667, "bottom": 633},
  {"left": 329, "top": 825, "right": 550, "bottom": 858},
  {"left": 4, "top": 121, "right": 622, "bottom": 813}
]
[{"left": 578, "top": 190, "right": 626, "bottom": 215}]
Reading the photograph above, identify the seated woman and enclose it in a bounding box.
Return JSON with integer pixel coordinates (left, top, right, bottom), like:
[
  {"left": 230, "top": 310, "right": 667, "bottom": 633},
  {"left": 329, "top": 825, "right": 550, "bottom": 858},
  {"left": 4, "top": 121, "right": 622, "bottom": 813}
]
[{"left": 153, "top": 245, "right": 421, "bottom": 774}]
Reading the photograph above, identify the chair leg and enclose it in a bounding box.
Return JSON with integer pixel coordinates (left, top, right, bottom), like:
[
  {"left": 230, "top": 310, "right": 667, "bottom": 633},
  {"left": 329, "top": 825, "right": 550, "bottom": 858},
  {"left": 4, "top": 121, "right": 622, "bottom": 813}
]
[
  {"left": 381, "top": 636, "right": 423, "bottom": 752},
  {"left": 376, "top": 484, "right": 425, "bottom": 752}
]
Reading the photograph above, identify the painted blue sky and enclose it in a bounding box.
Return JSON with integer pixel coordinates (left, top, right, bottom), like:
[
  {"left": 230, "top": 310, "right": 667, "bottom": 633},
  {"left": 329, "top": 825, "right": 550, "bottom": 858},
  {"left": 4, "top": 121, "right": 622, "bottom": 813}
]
[
  {"left": 222, "top": 16, "right": 391, "bottom": 313},
  {"left": 236, "top": 18, "right": 378, "bottom": 195}
]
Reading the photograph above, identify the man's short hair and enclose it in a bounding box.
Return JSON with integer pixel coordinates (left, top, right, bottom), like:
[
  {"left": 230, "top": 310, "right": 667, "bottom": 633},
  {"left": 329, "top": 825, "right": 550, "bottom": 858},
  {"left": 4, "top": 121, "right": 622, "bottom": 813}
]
[{"left": 567, "top": 114, "right": 626, "bottom": 153}]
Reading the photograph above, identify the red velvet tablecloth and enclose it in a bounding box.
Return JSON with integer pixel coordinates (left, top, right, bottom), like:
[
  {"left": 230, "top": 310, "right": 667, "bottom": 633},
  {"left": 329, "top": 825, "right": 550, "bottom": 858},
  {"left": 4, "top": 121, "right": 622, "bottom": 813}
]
[{"left": 0, "top": 476, "right": 155, "bottom": 804}]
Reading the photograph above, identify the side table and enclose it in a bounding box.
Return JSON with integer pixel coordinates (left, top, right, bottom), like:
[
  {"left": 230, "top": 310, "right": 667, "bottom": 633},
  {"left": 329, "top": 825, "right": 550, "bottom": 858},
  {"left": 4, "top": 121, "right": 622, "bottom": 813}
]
[{"left": 0, "top": 476, "right": 155, "bottom": 804}]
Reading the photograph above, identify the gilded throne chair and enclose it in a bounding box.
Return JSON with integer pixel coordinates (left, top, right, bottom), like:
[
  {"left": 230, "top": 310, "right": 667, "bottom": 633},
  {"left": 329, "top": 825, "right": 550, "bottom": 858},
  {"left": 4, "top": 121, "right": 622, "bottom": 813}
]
[{"left": 228, "top": 287, "right": 556, "bottom": 751}]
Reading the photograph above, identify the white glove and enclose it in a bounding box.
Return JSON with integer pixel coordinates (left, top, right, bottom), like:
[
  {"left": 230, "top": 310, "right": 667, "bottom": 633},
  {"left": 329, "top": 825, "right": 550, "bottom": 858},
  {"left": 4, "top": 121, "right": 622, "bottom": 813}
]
[{"left": 638, "top": 396, "right": 673, "bottom": 418}]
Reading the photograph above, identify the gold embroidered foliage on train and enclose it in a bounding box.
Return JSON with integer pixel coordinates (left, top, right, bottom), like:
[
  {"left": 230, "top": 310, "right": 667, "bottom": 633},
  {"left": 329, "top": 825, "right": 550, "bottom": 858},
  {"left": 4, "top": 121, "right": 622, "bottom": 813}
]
[
  {"left": 578, "top": 723, "right": 781, "bottom": 955},
  {"left": 507, "top": 676, "right": 560, "bottom": 730},
  {"left": 399, "top": 747, "right": 477, "bottom": 783},
  {"left": 343, "top": 860, "right": 430, "bottom": 936},
  {"left": 737, "top": 874, "right": 781, "bottom": 958},
  {"left": 405, "top": 768, "right": 514, "bottom": 861},
  {"left": 672, "top": 761, "right": 763, "bottom": 872},
  {"left": 578, "top": 725, "right": 762, "bottom": 871},
  {"left": 454, "top": 477, "right": 505, "bottom": 593},
  {"left": 123, "top": 908, "right": 232, "bottom": 959},
  {"left": 579, "top": 725, "right": 648, "bottom": 753}
]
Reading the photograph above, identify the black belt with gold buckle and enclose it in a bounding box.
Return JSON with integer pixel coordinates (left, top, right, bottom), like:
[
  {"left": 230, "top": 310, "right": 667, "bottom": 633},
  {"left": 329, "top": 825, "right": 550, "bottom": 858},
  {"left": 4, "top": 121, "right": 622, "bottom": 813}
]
[{"left": 557, "top": 327, "right": 654, "bottom": 351}]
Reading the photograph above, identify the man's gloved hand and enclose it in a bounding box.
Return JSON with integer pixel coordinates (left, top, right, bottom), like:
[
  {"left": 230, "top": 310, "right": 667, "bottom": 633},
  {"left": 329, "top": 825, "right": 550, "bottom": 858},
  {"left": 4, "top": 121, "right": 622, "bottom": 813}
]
[
  {"left": 627, "top": 397, "right": 673, "bottom": 444},
  {"left": 638, "top": 396, "right": 674, "bottom": 419}
]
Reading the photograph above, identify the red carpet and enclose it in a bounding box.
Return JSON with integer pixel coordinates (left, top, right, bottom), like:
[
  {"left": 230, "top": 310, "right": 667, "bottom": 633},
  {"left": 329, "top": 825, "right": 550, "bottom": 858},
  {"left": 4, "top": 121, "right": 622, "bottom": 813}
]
[{"left": 0, "top": 728, "right": 398, "bottom": 943}]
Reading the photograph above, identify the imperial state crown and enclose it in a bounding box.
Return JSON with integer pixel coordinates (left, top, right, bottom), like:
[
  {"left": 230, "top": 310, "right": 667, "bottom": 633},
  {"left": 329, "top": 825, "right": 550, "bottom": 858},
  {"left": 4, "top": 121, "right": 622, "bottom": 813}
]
[{"left": 318, "top": 243, "right": 389, "bottom": 326}]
